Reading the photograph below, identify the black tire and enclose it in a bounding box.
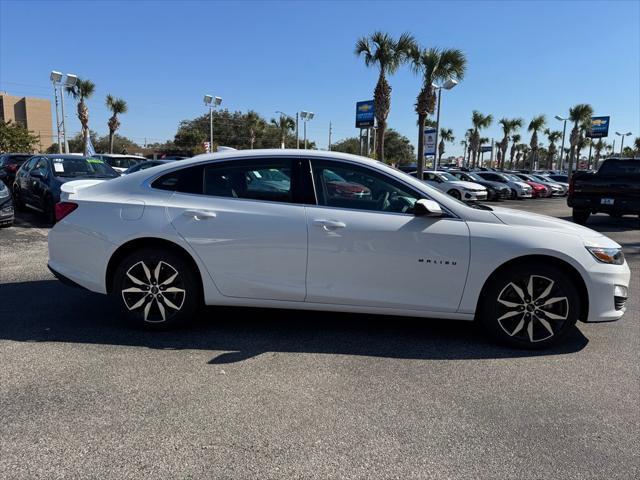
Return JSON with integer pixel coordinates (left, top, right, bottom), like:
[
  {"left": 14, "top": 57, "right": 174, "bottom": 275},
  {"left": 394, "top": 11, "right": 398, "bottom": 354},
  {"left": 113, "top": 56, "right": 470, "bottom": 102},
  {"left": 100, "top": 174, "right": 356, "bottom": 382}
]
[
  {"left": 12, "top": 185, "right": 26, "bottom": 211},
  {"left": 43, "top": 195, "right": 56, "bottom": 226},
  {"left": 479, "top": 262, "right": 579, "bottom": 349},
  {"left": 572, "top": 208, "right": 590, "bottom": 225},
  {"left": 448, "top": 189, "right": 461, "bottom": 200},
  {"left": 112, "top": 248, "right": 201, "bottom": 330},
  {"left": 510, "top": 189, "right": 518, "bottom": 200}
]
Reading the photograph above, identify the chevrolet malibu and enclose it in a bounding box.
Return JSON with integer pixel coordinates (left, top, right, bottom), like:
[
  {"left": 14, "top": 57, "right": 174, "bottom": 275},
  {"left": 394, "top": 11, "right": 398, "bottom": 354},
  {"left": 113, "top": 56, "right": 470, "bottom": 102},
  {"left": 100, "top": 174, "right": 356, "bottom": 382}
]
[{"left": 48, "top": 150, "right": 630, "bottom": 348}]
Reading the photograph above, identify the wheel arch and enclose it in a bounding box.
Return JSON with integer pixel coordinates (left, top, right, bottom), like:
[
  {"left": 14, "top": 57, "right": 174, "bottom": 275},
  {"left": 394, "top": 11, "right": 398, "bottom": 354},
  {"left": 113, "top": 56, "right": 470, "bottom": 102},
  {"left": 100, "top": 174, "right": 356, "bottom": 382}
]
[
  {"left": 476, "top": 254, "right": 589, "bottom": 322},
  {"left": 105, "top": 237, "right": 204, "bottom": 296}
]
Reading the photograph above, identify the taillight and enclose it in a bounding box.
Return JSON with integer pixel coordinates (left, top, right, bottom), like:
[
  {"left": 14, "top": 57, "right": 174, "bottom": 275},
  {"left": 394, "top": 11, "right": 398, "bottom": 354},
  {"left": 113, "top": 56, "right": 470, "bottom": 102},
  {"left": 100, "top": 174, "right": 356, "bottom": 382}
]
[{"left": 55, "top": 202, "right": 78, "bottom": 222}]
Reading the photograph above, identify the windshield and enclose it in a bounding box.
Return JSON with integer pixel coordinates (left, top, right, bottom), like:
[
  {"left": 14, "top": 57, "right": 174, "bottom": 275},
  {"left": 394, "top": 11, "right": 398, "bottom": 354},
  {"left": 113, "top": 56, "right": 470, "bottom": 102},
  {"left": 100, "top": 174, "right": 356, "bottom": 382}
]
[
  {"left": 599, "top": 160, "right": 640, "bottom": 175},
  {"left": 465, "top": 172, "right": 484, "bottom": 182},
  {"left": 504, "top": 174, "right": 522, "bottom": 182},
  {"left": 439, "top": 172, "right": 458, "bottom": 181},
  {"left": 51, "top": 157, "right": 119, "bottom": 178}
]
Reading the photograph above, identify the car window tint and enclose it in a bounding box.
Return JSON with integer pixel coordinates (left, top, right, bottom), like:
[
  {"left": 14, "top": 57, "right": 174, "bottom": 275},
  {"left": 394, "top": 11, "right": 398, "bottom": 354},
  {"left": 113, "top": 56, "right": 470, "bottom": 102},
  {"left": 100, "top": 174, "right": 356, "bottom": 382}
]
[
  {"left": 312, "top": 161, "right": 418, "bottom": 214},
  {"left": 152, "top": 165, "right": 204, "bottom": 194},
  {"left": 599, "top": 160, "right": 640, "bottom": 175},
  {"left": 33, "top": 158, "right": 49, "bottom": 172},
  {"left": 203, "top": 161, "right": 292, "bottom": 203},
  {"left": 23, "top": 157, "right": 38, "bottom": 171}
]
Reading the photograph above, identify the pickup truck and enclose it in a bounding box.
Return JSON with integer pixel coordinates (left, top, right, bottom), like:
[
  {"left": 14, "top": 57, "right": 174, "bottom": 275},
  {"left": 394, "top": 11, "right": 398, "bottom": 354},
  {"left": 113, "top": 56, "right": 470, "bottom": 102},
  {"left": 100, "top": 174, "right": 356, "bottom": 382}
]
[{"left": 568, "top": 158, "right": 640, "bottom": 225}]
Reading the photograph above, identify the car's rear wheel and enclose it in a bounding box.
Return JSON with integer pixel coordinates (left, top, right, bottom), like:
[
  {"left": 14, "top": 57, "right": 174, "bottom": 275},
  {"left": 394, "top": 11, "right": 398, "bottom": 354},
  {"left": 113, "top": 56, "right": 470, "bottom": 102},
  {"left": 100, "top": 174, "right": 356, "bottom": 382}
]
[
  {"left": 448, "top": 189, "right": 461, "bottom": 200},
  {"left": 113, "top": 248, "right": 201, "bottom": 329},
  {"left": 479, "top": 262, "right": 579, "bottom": 349},
  {"left": 572, "top": 208, "right": 590, "bottom": 225},
  {"left": 43, "top": 195, "right": 56, "bottom": 225},
  {"left": 510, "top": 189, "right": 518, "bottom": 200}
]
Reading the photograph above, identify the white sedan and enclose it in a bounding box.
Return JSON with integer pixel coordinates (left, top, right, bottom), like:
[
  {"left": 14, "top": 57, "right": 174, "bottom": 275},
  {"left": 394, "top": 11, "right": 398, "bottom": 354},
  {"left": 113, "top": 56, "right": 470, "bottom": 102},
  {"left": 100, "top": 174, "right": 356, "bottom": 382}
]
[
  {"left": 48, "top": 150, "right": 630, "bottom": 348},
  {"left": 419, "top": 171, "right": 488, "bottom": 201}
]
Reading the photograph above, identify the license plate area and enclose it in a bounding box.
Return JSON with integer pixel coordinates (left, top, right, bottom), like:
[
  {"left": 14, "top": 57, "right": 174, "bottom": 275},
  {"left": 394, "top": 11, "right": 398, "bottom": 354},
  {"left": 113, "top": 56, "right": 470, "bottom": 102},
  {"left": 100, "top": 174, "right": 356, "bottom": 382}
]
[{"left": 600, "top": 198, "right": 614, "bottom": 205}]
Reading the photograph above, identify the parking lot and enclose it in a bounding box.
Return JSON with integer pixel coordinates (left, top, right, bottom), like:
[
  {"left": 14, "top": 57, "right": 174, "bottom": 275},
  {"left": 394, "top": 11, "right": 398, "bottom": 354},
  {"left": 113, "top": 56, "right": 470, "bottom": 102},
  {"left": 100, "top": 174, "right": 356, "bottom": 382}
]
[{"left": 0, "top": 198, "right": 638, "bottom": 479}]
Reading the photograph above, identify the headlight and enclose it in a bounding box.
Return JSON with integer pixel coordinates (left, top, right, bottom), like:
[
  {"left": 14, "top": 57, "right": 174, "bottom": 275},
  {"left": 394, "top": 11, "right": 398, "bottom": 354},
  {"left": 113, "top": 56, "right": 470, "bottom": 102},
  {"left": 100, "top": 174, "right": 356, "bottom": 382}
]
[{"left": 586, "top": 246, "right": 625, "bottom": 265}]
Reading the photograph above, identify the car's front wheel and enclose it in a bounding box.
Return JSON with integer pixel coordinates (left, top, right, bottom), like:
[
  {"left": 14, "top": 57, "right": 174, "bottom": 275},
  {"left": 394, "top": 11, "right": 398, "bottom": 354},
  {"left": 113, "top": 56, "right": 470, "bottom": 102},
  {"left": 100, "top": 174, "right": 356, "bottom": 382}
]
[
  {"left": 447, "top": 189, "right": 461, "bottom": 200},
  {"left": 113, "top": 248, "right": 201, "bottom": 329},
  {"left": 13, "top": 185, "right": 26, "bottom": 211},
  {"left": 479, "top": 263, "right": 580, "bottom": 349}
]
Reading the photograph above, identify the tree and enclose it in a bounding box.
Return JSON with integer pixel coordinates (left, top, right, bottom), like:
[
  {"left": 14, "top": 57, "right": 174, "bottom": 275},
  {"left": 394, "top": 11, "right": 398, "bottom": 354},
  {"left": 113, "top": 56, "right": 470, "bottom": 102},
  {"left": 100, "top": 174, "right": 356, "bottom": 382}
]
[
  {"left": 527, "top": 115, "right": 546, "bottom": 170},
  {"left": 355, "top": 31, "right": 416, "bottom": 163},
  {"left": 634, "top": 137, "right": 640, "bottom": 157},
  {"left": 0, "top": 120, "right": 40, "bottom": 153},
  {"left": 332, "top": 129, "right": 414, "bottom": 165},
  {"left": 411, "top": 47, "right": 466, "bottom": 176},
  {"left": 270, "top": 115, "right": 295, "bottom": 149},
  {"left": 544, "top": 129, "right": 562, "bottom": 169},
  {"left": 509, "top": 133, "right": 521, "bottom": 169},
  {"left": 438, "top": 128, "right": 454, "bottom": 162},
  {"left": 469, "top": 111, "right": 492, "bottom": 168},
  {"left": 94, "top": 133, "right": 139, "bottom": 154},
  {"left": 105, "top": 95, "right": 128, "bottom": 154},
  {"left": 65, "top": 78, "right": 96, "bottom": 155},
  {"left": 567, "top": 104, "right": 593, "bottom": 178},
  {"left": 246, "top": 110, "right": 264, "bottom": 149},
  {"left": 498, "top": 118, "right": 523, "bottom": 169}
]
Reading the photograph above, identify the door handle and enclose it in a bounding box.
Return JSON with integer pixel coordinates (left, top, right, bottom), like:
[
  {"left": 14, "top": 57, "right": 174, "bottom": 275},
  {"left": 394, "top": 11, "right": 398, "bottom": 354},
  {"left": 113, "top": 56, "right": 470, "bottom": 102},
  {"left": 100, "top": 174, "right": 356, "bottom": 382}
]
[
  {"left": 183, "top": 209, "right": 217, "bottom": 220},
  {"left": 313, "top": 219, "right": 346, "bottom": 229}
]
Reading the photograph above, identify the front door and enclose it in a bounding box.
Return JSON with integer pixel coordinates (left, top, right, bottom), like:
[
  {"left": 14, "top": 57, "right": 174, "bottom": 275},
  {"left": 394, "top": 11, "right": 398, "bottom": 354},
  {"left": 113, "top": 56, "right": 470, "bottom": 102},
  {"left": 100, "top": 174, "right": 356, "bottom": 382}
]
[
  {"left": 305, "top": 160, "right": 470, "bottom": 312},
  {"left": 164, "top": 159, "right": 308, "bottom": 302}
]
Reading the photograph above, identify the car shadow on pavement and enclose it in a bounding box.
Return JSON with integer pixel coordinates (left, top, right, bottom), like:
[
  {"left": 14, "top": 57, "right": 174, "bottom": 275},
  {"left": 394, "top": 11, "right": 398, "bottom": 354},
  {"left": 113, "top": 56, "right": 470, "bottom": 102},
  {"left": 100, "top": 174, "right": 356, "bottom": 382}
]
[{"left": 0, "top": 280, "right": 589, "bottom": 364}]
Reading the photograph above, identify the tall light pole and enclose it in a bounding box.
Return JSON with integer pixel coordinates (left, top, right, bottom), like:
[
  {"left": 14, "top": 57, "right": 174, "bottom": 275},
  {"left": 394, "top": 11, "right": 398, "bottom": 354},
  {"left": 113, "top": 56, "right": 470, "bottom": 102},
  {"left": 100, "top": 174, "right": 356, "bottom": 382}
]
[
  {"left": 431, "top": 78, "right": 458, "bottom": 170},
  {"left": 615, "top": 131, "right": 632, "bottom": 158},
  {"left": 555, "top": 115, "right": 568, "bottom": 171},
  {"left": 204, "top": 95, "right": 222, "bottom": 153},
  {"left": 300, "top": 111, "right": 314, "bottom": 149},
  {"left": 50, "top": 71, "right": 63, "bottom": 153},
  {"left": 51, "top": 71, "right": 77, "bottom": 153}
]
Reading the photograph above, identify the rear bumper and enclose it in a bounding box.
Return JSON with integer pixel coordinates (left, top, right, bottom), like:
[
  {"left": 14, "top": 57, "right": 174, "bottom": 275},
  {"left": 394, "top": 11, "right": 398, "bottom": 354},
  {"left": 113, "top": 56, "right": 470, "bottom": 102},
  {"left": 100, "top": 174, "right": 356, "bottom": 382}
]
[
  {"left": 48, "top": 264, "right": 91, "bottom": 291},
  {"left": 569, "top": 196, "right": 640, "bottom": 214}
]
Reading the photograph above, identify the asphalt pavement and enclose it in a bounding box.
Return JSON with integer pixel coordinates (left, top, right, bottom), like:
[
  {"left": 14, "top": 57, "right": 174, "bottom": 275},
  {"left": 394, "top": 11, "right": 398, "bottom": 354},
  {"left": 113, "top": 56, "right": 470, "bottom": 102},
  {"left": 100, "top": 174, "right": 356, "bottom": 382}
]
[{"left": 0, "top": 199, "right": 638, "bottom": 479}]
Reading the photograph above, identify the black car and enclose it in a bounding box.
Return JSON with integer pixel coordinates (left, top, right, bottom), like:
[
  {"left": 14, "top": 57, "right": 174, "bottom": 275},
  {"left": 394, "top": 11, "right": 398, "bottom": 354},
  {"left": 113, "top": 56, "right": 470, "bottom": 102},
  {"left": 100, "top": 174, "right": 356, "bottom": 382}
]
[
  {"left": 13, "top": 155, "right": 119, "bottom": 224},
  {"left": 122, "top": 159, "right": 175, "bottom": 174},
  {"left": 0, "top": 180, "right": 14, "bottom": 227},
  {"left": 0, "top": 153, "right": 33, "bottom": 188},
  {"left": 450, "top": 170, "right": 510, "bottom": 201}
]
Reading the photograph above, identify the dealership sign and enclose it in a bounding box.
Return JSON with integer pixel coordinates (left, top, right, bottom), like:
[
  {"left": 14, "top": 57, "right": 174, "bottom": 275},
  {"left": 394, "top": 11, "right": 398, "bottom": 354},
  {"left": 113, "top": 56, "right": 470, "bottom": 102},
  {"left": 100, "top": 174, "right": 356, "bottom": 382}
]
[
  {"left": 587, "top": 116, "right": 610, "bottom": 138},
  {"left": 480, "top": 146, "right": 493, "bottom": 153},
  {"left": 424, "top": 128, "right": 437, "bottom": 156},
  {"left": 355, "top": 100, "right": 375, "bottom": 128}
]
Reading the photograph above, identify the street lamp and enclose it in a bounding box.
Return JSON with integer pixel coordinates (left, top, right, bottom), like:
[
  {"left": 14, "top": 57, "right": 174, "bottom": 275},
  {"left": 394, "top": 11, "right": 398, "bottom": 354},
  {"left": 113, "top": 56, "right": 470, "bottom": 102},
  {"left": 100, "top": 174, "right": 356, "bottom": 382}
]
[
  {"left": 51, "top": 71, "right": 77, "bottom": 153},
  {"left": 615, "top": 131, "right": 632, "bottom": 158},
  {"left": 555, "top": 115, "right": 568, "bottom": 170},
  {"left": 300, "top": 111, "right": 314, "bottom": 149},
  {"left": 204, "top": 94, "right": 222, "bottom": 153},
  {"left": 431, "top": 79, "right": 458, "bottom": 170}
]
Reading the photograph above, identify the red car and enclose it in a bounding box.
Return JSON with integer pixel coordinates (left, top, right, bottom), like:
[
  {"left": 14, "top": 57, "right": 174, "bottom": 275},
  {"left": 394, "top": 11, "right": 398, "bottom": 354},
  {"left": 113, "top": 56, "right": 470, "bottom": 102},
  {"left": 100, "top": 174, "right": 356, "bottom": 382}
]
[
  {"left": 514, "top": 174, "right": 551, "bottom": 198},
  {"left": 324, "top": 170, "right": 372, "bottom": 199}
]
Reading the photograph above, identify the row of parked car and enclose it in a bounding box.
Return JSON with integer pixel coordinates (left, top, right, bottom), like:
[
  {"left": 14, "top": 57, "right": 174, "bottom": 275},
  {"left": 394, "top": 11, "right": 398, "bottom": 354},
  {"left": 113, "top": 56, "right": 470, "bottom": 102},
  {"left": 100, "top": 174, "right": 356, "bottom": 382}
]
[
  {"left": 0, "top": 153, "right": 182, "bottom": 226},
  {"left": 397, "top": 165, "right": 569, "bottom": 202}
]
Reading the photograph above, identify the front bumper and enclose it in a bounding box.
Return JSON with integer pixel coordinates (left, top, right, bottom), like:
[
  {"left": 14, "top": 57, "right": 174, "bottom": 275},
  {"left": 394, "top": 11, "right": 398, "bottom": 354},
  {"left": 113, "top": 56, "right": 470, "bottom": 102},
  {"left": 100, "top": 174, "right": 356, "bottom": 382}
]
[
  {"left": 583, "top": 261, "right": 631, "bottom": 322},
  {"left": 463, "top": 190, "right": 488, "bottom": 201},
  {"left": 0, "top": 198, "right": 13, "bottom": 226}
]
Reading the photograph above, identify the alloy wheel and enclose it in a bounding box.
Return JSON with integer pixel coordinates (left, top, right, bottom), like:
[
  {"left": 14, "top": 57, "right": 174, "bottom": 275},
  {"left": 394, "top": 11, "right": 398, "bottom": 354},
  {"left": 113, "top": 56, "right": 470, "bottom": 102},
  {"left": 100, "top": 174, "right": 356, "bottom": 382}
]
[
  {"left": 495, "top": 275, "right": 569, "bottom": 343},
  {"left": 121, "top": 260, "right": 186, "bottom": 323}
]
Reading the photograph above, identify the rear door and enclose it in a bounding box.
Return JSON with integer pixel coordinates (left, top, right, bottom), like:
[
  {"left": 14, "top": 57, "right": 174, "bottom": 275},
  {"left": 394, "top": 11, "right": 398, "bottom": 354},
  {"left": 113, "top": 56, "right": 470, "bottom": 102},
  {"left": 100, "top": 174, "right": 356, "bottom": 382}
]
[{"left": 163, "top": 158, "right": 309, "bottom": 301}]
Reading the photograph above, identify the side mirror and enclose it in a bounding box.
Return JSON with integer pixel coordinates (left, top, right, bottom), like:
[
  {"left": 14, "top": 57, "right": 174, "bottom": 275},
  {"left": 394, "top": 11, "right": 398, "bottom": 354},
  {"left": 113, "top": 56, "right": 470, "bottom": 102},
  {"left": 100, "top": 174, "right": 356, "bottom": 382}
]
[
  {"left": 31, "top": 169, "right": 45, "bottom": 179},
  {"left": 413, "top": 199, "right": 443, "bottom": 217}
]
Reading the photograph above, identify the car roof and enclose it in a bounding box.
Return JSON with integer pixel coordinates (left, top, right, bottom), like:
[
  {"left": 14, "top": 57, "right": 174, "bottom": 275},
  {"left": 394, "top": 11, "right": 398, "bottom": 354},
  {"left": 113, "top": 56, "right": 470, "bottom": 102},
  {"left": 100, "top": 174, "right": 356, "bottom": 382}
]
[
  {"left": 40, "top": 154, "right": 93, "bottom": 160},
  {"left": 96, "top": 154, "right": 146, "bottom": 158}
]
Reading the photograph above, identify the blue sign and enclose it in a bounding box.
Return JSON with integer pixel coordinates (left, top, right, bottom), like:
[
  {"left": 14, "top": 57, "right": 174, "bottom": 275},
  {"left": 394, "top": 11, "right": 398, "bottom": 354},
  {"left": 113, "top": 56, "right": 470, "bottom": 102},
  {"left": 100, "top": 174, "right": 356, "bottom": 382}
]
[
  {"left": 480, "top": 146, "right": 493, "bottom": 153},
  {"left": 424, "top": 128, "right": 437, "bottom": 156},
  {"left": 587, "top": 116, "right": 610, "bottom": 138},
  {"left": 355, "top": 100, "right": 375, "bottom": 128}
]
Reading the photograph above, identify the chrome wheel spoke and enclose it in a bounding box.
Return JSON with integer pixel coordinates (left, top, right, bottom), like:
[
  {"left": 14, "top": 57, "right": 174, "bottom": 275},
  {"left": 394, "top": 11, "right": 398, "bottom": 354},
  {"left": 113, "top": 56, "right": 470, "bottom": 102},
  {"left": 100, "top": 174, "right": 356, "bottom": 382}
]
[
  {"left": 164, "top": 287, "right": 185, "bottom": 294},
  {"left": 538, "top": 309, "right": 567, "bottom": 321},
  {"left": 541, "top": 297, "right": 566, "bottom": 307},
  {"left": 537, "top": 316, "right": 555, "bottom": 337},
  {"left": 122, "top": 287, "right": 146, "bottom": 294},
  {"left": 127, "top": 296, "right": 148, "bottom": 310},
  {"left": 140, "top": 261, "right": 152, "bottom": 283},
  {"left": 527, "top": 276, "right": 534, "bottom": 298},
  {"left": 162, "top": 296, "right": 181, "bottom": 310},
  {"left": 126, "top": 271, "right": 148, "bottom": 286},
  {"left": 161, "top": 272, "right": 179, "bottom": 286},
  {"left": 536, "top": 280, "right": 555, "bottom": 302},
  {"left": 498, "top": 310, "right": 522, "bottom": 321},
  {"left": 498, "top": 298, "right": 522, "bottom": 308},
  {"left": 510, "top": 318, "right": 526, "bottom": 336},
  {"left": 157, "top": 299, "right": 166, "bottom": 321}
]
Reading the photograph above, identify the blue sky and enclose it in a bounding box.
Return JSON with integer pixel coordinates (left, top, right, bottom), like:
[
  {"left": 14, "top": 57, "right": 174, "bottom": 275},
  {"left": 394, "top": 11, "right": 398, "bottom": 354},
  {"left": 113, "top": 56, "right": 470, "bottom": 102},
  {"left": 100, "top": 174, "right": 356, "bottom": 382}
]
[{"left": 1, "top": 0, "right": 638, "bottom": 156}]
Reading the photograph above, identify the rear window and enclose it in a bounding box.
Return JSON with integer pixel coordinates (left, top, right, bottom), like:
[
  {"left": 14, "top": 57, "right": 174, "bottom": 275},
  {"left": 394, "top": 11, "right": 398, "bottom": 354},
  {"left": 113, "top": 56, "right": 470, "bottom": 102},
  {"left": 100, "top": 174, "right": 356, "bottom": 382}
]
[
  {"left": 1, "top": 155, "right": 32, "bottom": 166},
  {"left": 50, "top": 157, "right": 119, "bottom": 178},
  {"left": 598, "top": 160, "right": 640, "bottom": 175},
  {"left": 152, "top": 165, "right": 204, "bottom": 194}
]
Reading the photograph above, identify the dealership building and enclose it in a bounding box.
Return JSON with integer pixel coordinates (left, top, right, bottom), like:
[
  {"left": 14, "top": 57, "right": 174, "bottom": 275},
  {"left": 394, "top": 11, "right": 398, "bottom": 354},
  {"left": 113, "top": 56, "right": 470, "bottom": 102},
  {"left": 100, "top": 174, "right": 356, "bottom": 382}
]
[{"left": 0, "top": 93, "right": 53, "bottom": 152}]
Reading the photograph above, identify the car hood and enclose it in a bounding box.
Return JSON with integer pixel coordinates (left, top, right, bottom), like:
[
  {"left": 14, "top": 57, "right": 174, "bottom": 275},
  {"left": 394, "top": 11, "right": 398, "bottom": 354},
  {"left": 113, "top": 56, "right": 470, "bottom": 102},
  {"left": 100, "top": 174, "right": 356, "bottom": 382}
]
[
  {"left": 479, "top": 180, "right": 508, "bottom": 190},
  {"left": 490, "top": 206, "right": 620, "bottom": 246},
  {"left": 449, "top": 180, "right": 486, "bottom": 191}
]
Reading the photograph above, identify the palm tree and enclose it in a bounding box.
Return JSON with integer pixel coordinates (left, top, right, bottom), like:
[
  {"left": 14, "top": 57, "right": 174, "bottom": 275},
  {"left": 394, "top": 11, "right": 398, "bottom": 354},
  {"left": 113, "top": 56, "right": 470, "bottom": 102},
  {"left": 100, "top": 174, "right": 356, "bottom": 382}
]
[
  {"left": 498, "top": 118, "right": 523, "bottom": 170},
  {"left": 65, "top": 78, "right": 96, "bottom": 155},
  {"left": 105, "top": 95, "right": 127, "bottom": 154},
  {"left": 469, "top": 111, "right": 492, "bottom": 168},
  {"left": 355, "top": 31, "right": 416, "bottom": 163},
  {"left": 438, "top": 128, "right": 454, "bottom": 162},
  {"left": 544, "top": 129, "right": 562, "bottom": 169},
  {"left": 509, "top": 133, "right": 521, "bottom": 169},
  {"left": 634, "top": 137, "right": 640, "bottom": 157},
  {"left": 270, "top": 115, "right": 295, "bottom": 149},
  {"left": 246, "top": 110, "right": 263, "bottom": 149},
  {"left": 516, "top": 143, "right": 530, "bottom": 169},
  {"left": 567, "top": 104, "right": 593, "bottom": 178},
  {"left": 527, "top": 115, "right": 546, "bottom": 170},
  {"left": 411, "top": 47, "right": 466, "bottom": 175}
]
